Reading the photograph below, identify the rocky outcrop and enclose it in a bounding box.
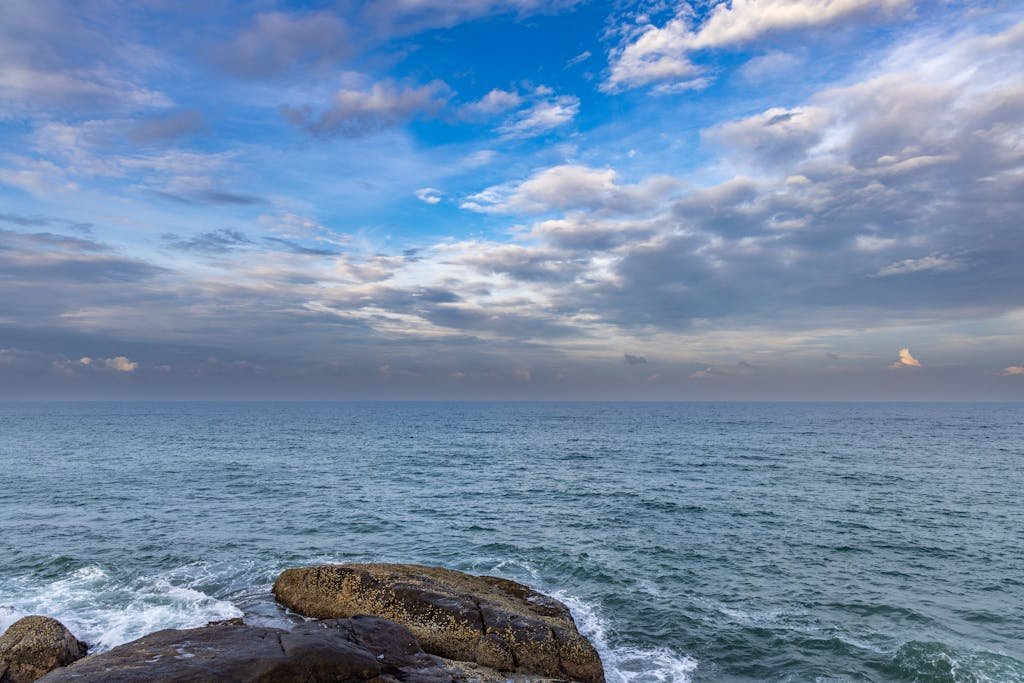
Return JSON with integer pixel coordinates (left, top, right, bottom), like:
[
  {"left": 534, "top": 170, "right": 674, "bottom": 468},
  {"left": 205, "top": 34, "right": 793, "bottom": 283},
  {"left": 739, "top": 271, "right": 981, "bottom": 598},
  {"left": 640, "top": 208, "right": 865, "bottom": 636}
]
[
  {"left": 37, "top": 617, "right": 564, "bottom": 682},
  {"left": 0, "top": 616, "right": 88, "bottom": 683},
  {"left": 273, "top": 563, "right": 604, "bottom": 683}
]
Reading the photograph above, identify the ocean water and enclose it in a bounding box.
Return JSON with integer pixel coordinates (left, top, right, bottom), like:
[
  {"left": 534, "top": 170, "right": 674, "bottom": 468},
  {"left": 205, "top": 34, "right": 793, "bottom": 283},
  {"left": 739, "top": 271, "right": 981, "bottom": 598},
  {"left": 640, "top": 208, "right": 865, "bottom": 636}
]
[{"left": 1, "top": 401, "right": 1021, "bottom": 682}]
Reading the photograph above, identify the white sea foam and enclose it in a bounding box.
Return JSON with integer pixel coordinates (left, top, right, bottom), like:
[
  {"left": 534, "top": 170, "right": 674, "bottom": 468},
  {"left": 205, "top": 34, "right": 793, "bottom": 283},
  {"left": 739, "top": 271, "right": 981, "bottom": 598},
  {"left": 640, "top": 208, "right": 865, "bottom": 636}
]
[
  {"left": 555, "top": 591, "right": 698, "bottom": 683},
  {"left": 0, "top": 565, "right": 241, "bottom": 651},
  {"left": 460, "top": 557, "right": 697, "bottom": 682}
]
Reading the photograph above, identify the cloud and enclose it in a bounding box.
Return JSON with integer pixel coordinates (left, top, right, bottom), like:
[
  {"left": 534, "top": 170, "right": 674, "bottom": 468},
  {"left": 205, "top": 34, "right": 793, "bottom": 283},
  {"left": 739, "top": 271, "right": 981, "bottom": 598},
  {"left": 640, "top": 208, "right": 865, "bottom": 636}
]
[
  {"left": 262, "top": 237, "right": 343, "bottom": 256},
  {"left": 624, "top": 353, "right": 647, "bottom": 365},
  {"left": 496, "top": 94, "right": 579, "bottom": 138},
  {"left": 3, "top": 120, "right": 253, "bottom": 203},
  {"left": 998, "top": 365, "right": 1024, "bottom": 376},
  {"left": 129, "top": 109, "right": 205, "bottom": 144},
  {"left": 77, "top": 355, "right": 137, "bottom": 372},
  {"left": 0, "top": 0, "right": 170, "bottom": 113},
  {"left": 213, "top": 11, "right": 351, "bottom": 79},
  {"left": 460, "top": 88, "right": 522, "bottom": 119},
  {"left": 282, "top": 78, "right": 450, "bottom": 137},
  {"left": 462, "top": 164, "right": 678, "bottom": 214},
  {"left": 165, "top": 229, "right": 254, "bottom": 253},
  {"left": 739, "top": 50, "right": 804, "bottom": 82},
  {"left": 874, "top": 254, "right": 961, "bottom": 277},
  {"left": 565, "top": 50, "right": 591, "bottom": 68},
  {"left": 415, "top": 188, "right": 443, "bottom": 204},
  {"left": 105, "top": 356, "right": 138, "bottom": 372},
  {"left": 892, "top": 347, "right": 922, "bottom": 368},
  {"left": 603, "top": 0, "right": 912, "bottom": 92},
  {"left": 362, "top": 0, "right": 584, "bottom": 36},
  {"left": 706, "top": 106, "right": 835, "bottom": 166}
]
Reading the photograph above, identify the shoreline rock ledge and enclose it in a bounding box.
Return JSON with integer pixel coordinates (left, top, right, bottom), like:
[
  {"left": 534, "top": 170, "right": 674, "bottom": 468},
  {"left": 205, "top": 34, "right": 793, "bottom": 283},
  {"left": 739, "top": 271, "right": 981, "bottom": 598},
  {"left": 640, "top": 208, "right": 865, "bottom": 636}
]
[
  {"left": 12, "top": 563, "right": 603, "bottom": 682},
  {"left": 273, "top": 563, "right": 605, "bottom": 683}
]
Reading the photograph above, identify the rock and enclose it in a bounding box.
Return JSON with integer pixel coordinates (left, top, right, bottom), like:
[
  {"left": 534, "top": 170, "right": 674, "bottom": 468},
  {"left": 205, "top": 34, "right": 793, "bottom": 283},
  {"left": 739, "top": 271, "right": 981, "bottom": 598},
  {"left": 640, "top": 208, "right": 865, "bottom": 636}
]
[
  {"left": 36, "top": 619, "right": 378, "bottom": 682},
  {"left": 0, "top": 616, "right": 88, "bottom": 683},
  {"left": 273, "top": 563, "right": 604, "bottom": 683},
  {"left": 35, "top": 616, "right": 555, "bottom": 682}
]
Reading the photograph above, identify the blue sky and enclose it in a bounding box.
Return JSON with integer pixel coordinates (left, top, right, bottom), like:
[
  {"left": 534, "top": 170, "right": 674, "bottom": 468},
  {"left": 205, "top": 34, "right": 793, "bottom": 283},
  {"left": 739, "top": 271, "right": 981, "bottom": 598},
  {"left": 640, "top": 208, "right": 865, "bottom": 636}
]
[{"left": 1, "top": 0, "right": 1022, "bottom": 399}]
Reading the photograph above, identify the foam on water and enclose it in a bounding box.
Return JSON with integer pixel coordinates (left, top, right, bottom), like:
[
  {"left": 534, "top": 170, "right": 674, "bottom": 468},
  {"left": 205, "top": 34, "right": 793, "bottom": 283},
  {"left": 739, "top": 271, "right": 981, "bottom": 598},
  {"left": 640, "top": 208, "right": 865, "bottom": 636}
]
[
  {"left": 470, "top": 556, "right": 696, "bottom": 680},
  {"left": 556, "top": 591, "right": 698, "bottom": 683},
  {"left": 0, "top": 565, "right": 241, "bottom": 650}
]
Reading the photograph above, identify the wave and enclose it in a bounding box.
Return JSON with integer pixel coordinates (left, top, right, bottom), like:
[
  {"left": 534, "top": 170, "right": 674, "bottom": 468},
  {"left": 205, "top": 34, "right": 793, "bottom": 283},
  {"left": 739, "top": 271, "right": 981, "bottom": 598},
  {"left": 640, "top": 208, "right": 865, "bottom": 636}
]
[
  {"left": 0, "top": 564, "right": 241, "bottom": 651},
  {"left": 3, "top": 559, "right": 698, "bottom": 682},
  {"left": 888, "top": 640, "right": 1024, "bottom": 683},
  {"left": 556, "top": 591, "right": 698, "bottom": 683}
]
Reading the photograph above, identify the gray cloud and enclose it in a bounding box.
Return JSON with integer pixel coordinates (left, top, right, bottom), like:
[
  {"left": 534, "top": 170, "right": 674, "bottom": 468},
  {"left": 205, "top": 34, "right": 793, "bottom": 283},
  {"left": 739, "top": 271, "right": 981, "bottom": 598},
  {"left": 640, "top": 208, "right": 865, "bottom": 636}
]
[
  {"left": 165, "top": 229, "right": 255, "bottom": 253},
  {"left": 624, "top": 353, "right": 647, "bottom": 365},
  {"left": 0, "top": 0, "right": 169, "bottom": 113},
  {"left": 213, "top": 11, "right": 352, "bottom": 79},
  {"left": 129, "top": 109, "right": 205, "bottom": 144},
  {"left": 155, "top": 189, "right": 265, "bottom": 206},
  {"left": 282, "top": 79, "right": 451, "bottom": 137},
  {"left": 361, "top": 0, "right": 583, "bottom": 36},
  {"left": 263, "top": 237, "right": 343, "bottom": 256}
]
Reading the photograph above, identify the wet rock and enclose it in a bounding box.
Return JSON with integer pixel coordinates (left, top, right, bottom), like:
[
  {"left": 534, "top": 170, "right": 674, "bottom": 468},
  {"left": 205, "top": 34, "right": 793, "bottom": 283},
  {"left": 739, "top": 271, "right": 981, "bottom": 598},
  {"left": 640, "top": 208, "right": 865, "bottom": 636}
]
[
  {"left": 37, "top": 619, "right": 377, "bottom": 682},
  {"left": 0, "top": 616, "right": 88, "bottom": 683},
  {"left": 273, "top": 563, "right": 604, "bottom": 682},
  {"left": 35, "top": 616, "right": 553, "bottom": 682}
]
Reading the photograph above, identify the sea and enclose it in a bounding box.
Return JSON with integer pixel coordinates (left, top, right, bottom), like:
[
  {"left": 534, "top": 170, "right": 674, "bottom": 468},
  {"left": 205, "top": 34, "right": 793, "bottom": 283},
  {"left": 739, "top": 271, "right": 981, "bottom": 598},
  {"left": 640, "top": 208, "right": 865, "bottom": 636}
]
[{"left": 1, "top": 401, "right": 1021, "bottom": 682}]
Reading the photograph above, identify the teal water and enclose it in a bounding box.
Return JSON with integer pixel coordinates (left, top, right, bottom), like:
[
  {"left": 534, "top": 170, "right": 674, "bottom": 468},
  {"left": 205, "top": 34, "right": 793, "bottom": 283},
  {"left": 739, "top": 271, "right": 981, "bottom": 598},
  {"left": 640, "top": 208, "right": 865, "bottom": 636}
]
[{"left": 0, "top": 402, "right": 1021, "bottom": 682}]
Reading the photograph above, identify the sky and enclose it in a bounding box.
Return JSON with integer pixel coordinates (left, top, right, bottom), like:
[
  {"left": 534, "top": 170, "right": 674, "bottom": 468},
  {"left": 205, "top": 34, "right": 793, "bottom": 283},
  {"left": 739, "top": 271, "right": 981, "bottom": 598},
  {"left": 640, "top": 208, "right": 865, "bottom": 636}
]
[{"left": 1, "top": 0, "right": 1022, "bottom": 400}]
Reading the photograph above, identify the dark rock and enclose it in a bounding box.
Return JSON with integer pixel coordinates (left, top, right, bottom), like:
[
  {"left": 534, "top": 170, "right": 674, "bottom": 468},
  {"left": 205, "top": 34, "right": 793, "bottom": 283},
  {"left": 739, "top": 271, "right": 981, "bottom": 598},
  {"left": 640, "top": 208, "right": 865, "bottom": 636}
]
[
  {"left": 35, "top": 616, "right": 558, "bottom": 682},
  {"left": 0, "top": 616, "right": 88, "bottom": 683},
  {"left": 273, "top": 563, "right": 604, "bottom": 682},
  {"left": 36, "top": 620, "right": 377, "bottom": 682}
]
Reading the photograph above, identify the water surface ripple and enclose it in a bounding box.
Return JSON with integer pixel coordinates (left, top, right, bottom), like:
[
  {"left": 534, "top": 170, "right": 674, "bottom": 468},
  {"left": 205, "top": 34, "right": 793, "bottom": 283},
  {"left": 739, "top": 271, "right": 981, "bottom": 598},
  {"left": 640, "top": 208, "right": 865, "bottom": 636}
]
[{"left": 1, "top": 402, "right": 1021, "bottom": 682}]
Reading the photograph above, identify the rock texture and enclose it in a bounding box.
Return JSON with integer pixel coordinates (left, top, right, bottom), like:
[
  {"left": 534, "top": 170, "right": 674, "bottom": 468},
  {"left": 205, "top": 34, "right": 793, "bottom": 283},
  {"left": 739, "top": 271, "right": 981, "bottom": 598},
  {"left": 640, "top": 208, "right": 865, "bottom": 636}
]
[
  {"left": 37, "top": 617, "right": 563, "bottom": 682},
  {"left": 0, "top": 616, "right": 88, "bottom": 683},
  {"left": 273, "top": 563, "right": 604, "bottom": 683}
]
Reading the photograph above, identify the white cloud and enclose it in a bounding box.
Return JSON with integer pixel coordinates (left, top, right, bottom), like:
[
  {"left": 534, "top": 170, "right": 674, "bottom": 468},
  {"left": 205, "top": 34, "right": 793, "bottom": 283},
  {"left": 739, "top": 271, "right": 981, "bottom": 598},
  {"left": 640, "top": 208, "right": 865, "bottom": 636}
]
[
  {"left": 874, "top": 254, "right": 960, "bottom": 277},
  {"left": 892, "top": 347, "right": 921, "bottom": 368},
  {"left": 105, "top": 356, "right": 138, "bottom": 372},
  {"left": 73, "top": 355, "right": 138, "bottom": 372},
  {"left": 460, "top": 88, "right": 522, "bottom": 119},
  {"left": 999, "top": 365, "right": 1024, "bottom": 376},
  {"left": 497, "top": 95, "right": 579, "bottom": 138},
  {"left": 463, "top": 149, "right": 498, "bottom": 167},
  {"left": 415, "top": 187, "right": 443, "bottom": 204},
  {"left": 565, "top": 50, "right": 592, "bottom": 68},
  {"left": 739, "top": 50, "right": 804, "bottom": 82},
  {"left": 462, "top": 164, "right": 678, "bottom": 214},
  {"left": 604, "top": 0, "right": 912, "bottom": 92}
]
